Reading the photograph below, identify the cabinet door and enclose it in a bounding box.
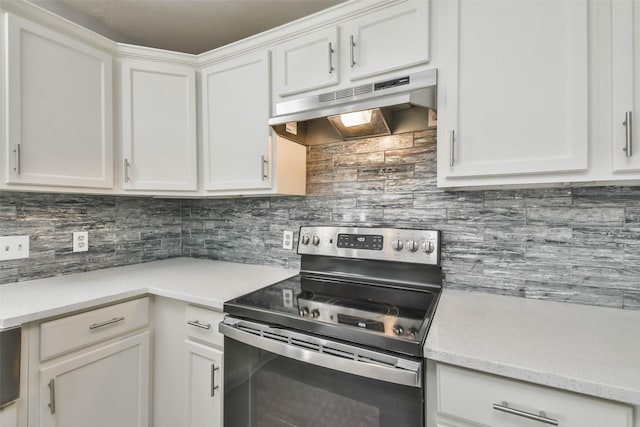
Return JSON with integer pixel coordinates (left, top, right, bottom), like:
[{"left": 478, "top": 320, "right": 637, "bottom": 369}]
[
  {"left": 275, "top": 27, "right": 339, "bottom": 96},
  {"left": 4, "top": 13, "right": 113, "bottom": 189},
  {"left": 184, "top": 340, "right": 222, "bottom": 427},
  {"left": 202, "top": 50, "right": 271, "bottom": 191},
  {"left": 612, "top": 0, "right": 640, "bottom": 172},
  {"left": 343, "top": 0, "right": 429, "bottom": 81},
  {"left": 439, "top": 0, "right": 588, "bottom": 180},
  {"left": 120, "top": 59, "right": 197, "bottom": 191},
  {"left": 39, "top": 332, "right": 150, "bottom": 427}
]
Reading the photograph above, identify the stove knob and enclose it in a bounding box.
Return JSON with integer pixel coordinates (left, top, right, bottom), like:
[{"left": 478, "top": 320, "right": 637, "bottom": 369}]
[
  {"left": 312, "top": 235, "right": 320, "bottom": 246},
  {"left": 392, "top": 325, "right": 404, "bottom": 335},
  {"left": 301, "top": 235, "right": 310, "bottom": 245},
  {"left": 299, "top": 307, "right": 309, "bottom": 317},
  {"left": 407, "top": 239, "right": 419, "bottom": 252},
  {"left": 423, "top": 241, "right": 435, "bottom": 254},
  {"left": 392, "top": 239, "right": 404, "bottom": 251},
  {"left": 310, "top": 309, "right": 320, "bottom": 319},
  {"left": 408, "top": 328, "right": 419, "bottom": 337}
]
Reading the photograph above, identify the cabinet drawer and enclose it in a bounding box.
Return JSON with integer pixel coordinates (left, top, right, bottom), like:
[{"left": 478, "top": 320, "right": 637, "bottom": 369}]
[
  {"left": 436, "top": 364, "right": 633, "bottom": 427},
  {"left": 184, "top": 305, "right": 224, "bottom": 347},
  {"left": 40, "top": 297, "right": 149, "bottom": 360}
]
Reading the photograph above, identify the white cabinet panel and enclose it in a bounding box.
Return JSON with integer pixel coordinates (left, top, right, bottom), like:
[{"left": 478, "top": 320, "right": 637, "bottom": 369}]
[
  {"left": 39, "top": 332, "right": 150, "bottom": 427},
  {"left": 4, "top": 13, "right": 113, "bottom": 189},
  {"left": 438, "top": 0, "right": 589, "bottom": 184},
  {"left": 185, "top": 340, "right": 222, "bottom": 427},
  {"left": 436, "top": 364, "right": 633, "bottom": 427},
  {"left": 343, "top": 0, "right": 429, "bottom": 81},
  {"left": 120, "top": 59, "right": 197, "bottom": 191},
  {"left": 275, "top": 27, "right": 339, "bottom": 96},
  {"left": 202, "top": 50, "right": 272, "bottom": 191},
  {"left": 612, "top": 0, "right": 640, "bottom": 172}
]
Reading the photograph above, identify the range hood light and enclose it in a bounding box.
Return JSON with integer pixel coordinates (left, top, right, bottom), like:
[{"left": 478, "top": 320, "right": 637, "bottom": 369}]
[
  {"left": 340, "top": 110, "right": 373, "bottom": 127},
  {"left": 327, "top": 108, "right": 391, "bottom": 140}
]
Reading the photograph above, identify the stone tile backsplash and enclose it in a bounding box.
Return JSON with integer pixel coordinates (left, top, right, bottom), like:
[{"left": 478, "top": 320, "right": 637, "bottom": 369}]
[
  {"left": 0, "top": 193, "right": 182, "bottom": 284},
  {"left": 2, "top": 128, "right": 640, "bottom": 310}
]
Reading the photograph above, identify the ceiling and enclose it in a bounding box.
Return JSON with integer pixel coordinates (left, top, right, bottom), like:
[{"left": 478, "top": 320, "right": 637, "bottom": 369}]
[{"left": 33, "top": 0, "right": 346, "bottom": 54}]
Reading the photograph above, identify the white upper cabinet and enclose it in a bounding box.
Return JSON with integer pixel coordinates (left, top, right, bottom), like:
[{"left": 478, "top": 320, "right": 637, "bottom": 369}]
[
  {"left": 3, "top": 12, "right": 113, "bottom": 189},
  {"left": 274, "top": 0, "right": 430, "bottom": 98},
  {"left": 201, "top": 50, "right": 272, "bottom": 192},
  {"left": 120, "top": 59, "right": 197, "bottom": 191},
  {"left": 342, "top": 0, "right": 429, "bottom": 82},
  {"left": 275, "top": 27, "right": 339, "bottom": 96},
  {"left": 611, "top": 0, "right": 640, "bottom": 173},
  {"left": 437, "top": 0, "right": 589, "bottom": 186}
]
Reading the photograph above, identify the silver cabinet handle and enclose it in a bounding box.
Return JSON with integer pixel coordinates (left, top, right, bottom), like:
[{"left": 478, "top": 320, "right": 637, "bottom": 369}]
[
  {"left": 48, "top": 379, "right": 56, "bottom": 415},
  {"left": 89, "top": 316, "right": 125, "bottom": 330},
  {"left": 623, "top": 111, "right": 633, "bottom": 157},
  {"left": 14, "top": 144, "right": 21, "bottom": 175},
  {"left": 123, "top": 158, "right": 131, "bottom": 182},
  {"left": 350, "top": 35, "right": 356, "bottom": 68},
  {"left": 328, "top": 42, "right": 335, "bottom": 74},
  {"left": 187, "top": 320, "right": 211, "bottom": 330},
  {"left": 449, "top": 130, "right": 455, "bottom": 167},
  {"left": 493, "top": 401, "right": 558, "bottom": 426},
  {"left": 210, "top": 363, "right": 220, "bottom": 397},
  {"left": 261, "top": 155, "right": 269, "bottom": 180}
]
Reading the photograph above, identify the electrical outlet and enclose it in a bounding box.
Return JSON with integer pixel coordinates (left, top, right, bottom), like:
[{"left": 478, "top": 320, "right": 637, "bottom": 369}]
[
  {"left": 282, "top": 288, "right": 293, "bottom": 308},
  {"left": 283, "top": 230, "right": 294, "bottom": 250},
  {"left": 0, "top": 235, "right": 29, "bottom": 260},
  {"left": 73, "top": 231, "right": 89, "bottom": 252}
]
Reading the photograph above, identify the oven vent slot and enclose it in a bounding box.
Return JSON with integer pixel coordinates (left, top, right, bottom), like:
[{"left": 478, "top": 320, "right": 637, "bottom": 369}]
[
  {"left": 262, "top": 331, "right": 289, "bottom": 343},
  {"left": 290, "top": 338, "right": 321, "bottom": 351},
  {"left": 321, "top": 345, "right": 356, "bottom": 360},
  {"left": 237, "top": 325, "right": 262, "bottom": 336},
  {"left": 357, "top": 355, "right": 396, "bottom": 369}
]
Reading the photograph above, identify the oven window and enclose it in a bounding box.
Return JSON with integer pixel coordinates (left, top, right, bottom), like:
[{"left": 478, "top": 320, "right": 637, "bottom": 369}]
[{"left": 224, "top": 337, "right": 422, "bottom": 427}]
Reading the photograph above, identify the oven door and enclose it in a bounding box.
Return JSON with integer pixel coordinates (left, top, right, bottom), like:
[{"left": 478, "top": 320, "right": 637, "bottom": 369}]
[{"left": 220, "top": 318, "right": 423, "bottom": 427}]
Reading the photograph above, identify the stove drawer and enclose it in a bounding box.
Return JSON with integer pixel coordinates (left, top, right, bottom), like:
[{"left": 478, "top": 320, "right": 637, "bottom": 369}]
[
  {"left": 40, "top": 297, "right": 149, "bottom": 360},
  {"left": 436, "top": 363, "right": 633, "bottom": 427},
  {"left": 184, "top": 305, "right": 224, "bottom": 347}
]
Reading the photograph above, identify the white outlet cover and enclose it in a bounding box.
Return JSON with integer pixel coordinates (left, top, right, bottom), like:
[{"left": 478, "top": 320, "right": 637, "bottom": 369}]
[
  {"left": 73, "top": 231, "right": 89, "bottom": 252},
  {"left": 283, "top": 230, "right": 294, "bottom": 250},
  {"left": 0, "top": 235, "right": 29, "bottom": 260}
]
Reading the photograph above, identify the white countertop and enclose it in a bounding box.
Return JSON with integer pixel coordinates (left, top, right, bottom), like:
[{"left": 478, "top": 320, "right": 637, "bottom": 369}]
[
  {"left": 0, "top": 257, "right": 297, "bottom": 328},
  {"left": 3, "top": 260, "right": 639, "bottom": 407},
  {"left": 425, "top": 289, "right": 640, "bottom": 406}
]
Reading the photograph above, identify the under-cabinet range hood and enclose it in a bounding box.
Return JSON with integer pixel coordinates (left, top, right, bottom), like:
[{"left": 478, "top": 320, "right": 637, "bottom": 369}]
[{"left": 269, "top": 69, "right": 437, "bottom": 144}]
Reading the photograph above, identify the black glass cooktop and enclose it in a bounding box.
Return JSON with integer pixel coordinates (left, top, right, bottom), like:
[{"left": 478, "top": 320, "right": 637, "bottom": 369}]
[{"left": 225, "top": 274, "right": 440, "bottom": 357}]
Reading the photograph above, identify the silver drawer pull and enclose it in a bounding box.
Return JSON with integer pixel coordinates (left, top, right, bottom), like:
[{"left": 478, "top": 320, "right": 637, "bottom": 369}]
[
  {"left": 493, "top": 401, "right": 558, "bottom": 426},
  {"left": 89, "top": 316, "right": 125, "bottom": 330},
  {"left": 48, "top": 379, "right": 56, "bottom": 414},
  {"left": 187, "top": 320, "right": 211, "bottom": 330}
]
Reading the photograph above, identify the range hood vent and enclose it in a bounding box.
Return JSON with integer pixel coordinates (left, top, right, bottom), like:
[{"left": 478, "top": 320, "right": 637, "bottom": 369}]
[{"left": 269, "top": 69, "right": 437, "bottom": 144}]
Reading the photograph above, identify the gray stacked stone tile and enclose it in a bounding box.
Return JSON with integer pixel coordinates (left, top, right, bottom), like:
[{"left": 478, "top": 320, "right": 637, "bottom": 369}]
[{"left": 2, "top": 128, "right": 640, "bottom": 311}]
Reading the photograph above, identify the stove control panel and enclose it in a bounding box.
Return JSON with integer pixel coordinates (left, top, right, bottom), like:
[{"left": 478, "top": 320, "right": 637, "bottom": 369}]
[{"left": 298, "top": 226, "right": 440, "bottom": 265}]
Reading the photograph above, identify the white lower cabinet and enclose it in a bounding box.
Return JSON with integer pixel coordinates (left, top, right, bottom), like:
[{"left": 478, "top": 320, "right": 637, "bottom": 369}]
[
  {"left": 28, "top": 298, "right": 151, "bottom": 427},
  {"left": 433, "top": 363, "right": 634, "bottom": 427},
  {"left": 184, "top": 341, "right": 223, "bottom": 427},
  {"left": 38, "top": 332, "right": 150, "bottom": 427}
]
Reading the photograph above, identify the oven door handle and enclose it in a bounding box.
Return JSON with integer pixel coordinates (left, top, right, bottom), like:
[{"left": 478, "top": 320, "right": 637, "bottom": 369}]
[{"left": 219, "top": 319, "right": 422, "bottom": 388}]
